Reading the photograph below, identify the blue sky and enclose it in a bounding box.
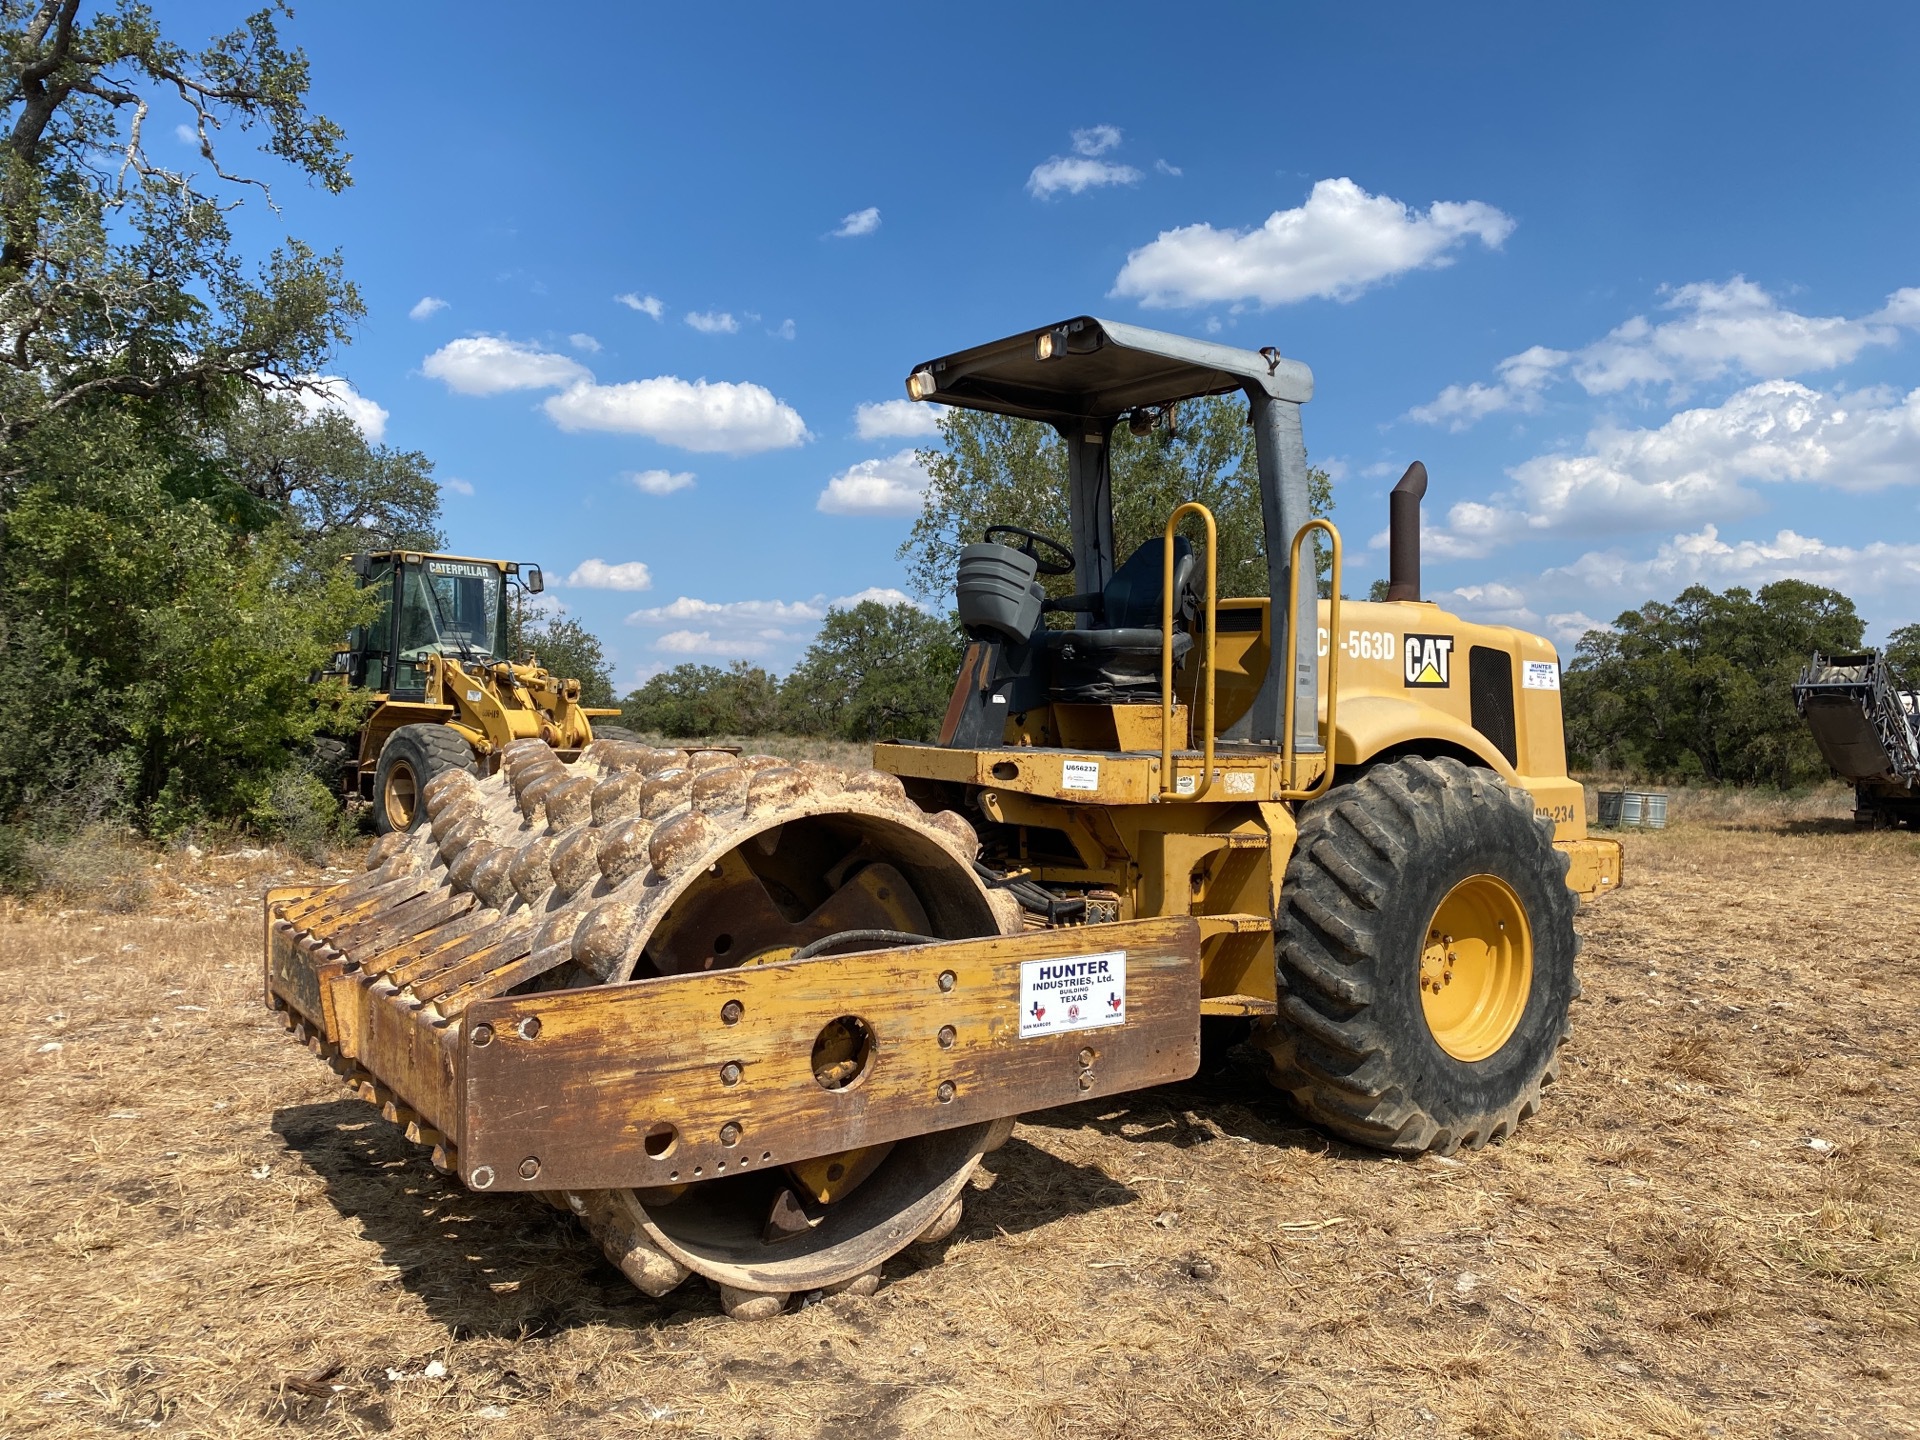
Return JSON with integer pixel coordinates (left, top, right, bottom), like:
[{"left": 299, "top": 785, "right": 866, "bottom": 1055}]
[{"left": 182, "top": 2, "right": 1920, "bottom": 682}]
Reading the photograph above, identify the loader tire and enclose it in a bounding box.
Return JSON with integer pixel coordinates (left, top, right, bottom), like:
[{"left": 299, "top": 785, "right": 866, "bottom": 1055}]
[
  {"left": 309, "top": 737, "right": 354, "bottom": 793},
  {"left": 1260, "top": 755, "right": 1577, "bottom": 1155},
  {"left": 372, "top": 724, "right": 478, "bottom": 835}
]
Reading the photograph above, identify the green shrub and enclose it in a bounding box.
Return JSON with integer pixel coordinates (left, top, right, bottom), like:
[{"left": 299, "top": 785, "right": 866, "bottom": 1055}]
[
  {"left": 23, "top": 824, "right": 153, "bottom": 912},
  {"left": 251, "top": 767, "right": 354, "bottom": 862}
]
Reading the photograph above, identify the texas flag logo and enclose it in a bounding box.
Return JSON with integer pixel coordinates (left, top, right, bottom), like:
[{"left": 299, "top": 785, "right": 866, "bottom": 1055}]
[
  {"left": 1029, "top": 1000, "right": 1046, "bottom": 1023},
  {"left": 1107, "top": 991, "right": 1123, "bottom": 1013}
]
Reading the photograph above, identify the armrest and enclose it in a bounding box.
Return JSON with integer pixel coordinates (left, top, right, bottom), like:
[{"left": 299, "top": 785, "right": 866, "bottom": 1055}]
[{"left": 1041, "top": 592, "right": 1103, "bottom": 614}]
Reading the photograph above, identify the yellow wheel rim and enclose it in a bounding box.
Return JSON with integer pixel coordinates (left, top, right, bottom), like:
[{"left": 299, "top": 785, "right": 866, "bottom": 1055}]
[
  {"left": 383, "top": 760, "right": 419, "bottom": 832},
  {"left": 1419, "top": 874, "right": 1532, "bottom": 1062}
]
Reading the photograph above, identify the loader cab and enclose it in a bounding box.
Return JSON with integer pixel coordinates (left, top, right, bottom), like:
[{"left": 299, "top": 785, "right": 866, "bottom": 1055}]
[{"left": 344, "top": 551, "right": 542, "bottom": 699}]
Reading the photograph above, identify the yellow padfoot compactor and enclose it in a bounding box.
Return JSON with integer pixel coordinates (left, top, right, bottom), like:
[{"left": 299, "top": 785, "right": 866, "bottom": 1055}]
[{"left": 266, "top": 318, "right": 1622, "bottom": 1317}]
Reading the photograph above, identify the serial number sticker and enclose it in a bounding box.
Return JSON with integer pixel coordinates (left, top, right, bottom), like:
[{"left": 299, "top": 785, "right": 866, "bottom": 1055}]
[
  {"left": 1523, "top": 661, "right": 1560, "bottom": 691},
  {"left": 1318, "top": 628, "right": 1398, "bottom": 661},
  {"left": 465, "top": 689, "right": 484, "bottom": 702},
  {"left": 1062, "top": 760, "right": 1100, "bottom": 791},
  {"left": 1019, "top": 950, "right": 1127, "bottom": 1038}
]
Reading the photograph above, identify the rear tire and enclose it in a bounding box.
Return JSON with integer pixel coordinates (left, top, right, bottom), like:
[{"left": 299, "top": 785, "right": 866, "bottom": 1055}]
[
  {"left": 1260, "top": 756, "right": 1578, "bottom": 1155},
  {"left": 372, "top": 724, "right": 478, "bottom": 834},
  {"left": 309, "top": 736, "right": 354, "bottom": 796}
]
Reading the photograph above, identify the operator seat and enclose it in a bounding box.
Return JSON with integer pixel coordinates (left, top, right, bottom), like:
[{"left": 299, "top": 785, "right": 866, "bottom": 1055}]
[{"left": 1046, "top": 537, "right": 1199, "bottom": 703}]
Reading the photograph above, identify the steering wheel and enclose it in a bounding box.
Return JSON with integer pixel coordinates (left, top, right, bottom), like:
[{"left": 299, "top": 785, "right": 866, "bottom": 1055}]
[{"left": 984, "top": 525, "right": 1076, "bottom": 577}]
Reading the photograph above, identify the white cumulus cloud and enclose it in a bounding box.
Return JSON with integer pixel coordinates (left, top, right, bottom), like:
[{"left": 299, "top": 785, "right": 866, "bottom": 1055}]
[
  {"left": 1550, "top": 525, "right": 1920, "bottom": 606},
  {"left": 628, "top": 596, "right": 826, "bottom": 626},
  {"left": 442, "top": 477, "right": 475, "bottom": 497},
  {"left": 1421, "top": 380, "right": 1920, "bottom": 558},
  {"left": 816, "top": 449, "right": 929, "bottom": 516},
  {"left": 628, "top": 591, "right": 929, "bottom": 667},
  {"left": 566, "top": 558, "right": 654, "bottom": 591},
  {"left": 855, "top": 398, "right": 945, "bottom": 439},
  {"left": 545, "top": 376, "right": 809, "bottom": 454},
  {"left": 1405, "top": 346, "right": 1570, "bottom": 430},
  {"left": 1028, "top": 125, "right": 1141, "bottom": 199},
  {"left": 1112, "top": 177, "right": 1514, "bottom": 308},
  {"left": 831, "top": 586, "right": 921, "bottom": 611},
  {"left": 1073, "top": 125, "right": 1122, "bottom": 156},
  {"left": 422, "top": 336, "right": 590, "bottom": 396},
  {"left": 293, "top": 376, "right": 388, "bottom": 442},
  {"left": 616, "top": 292, "right": 666, "bottom": 319},
  {"left": 568, "top": 332, "right": 601, "bottom": 353},
  {"left": 630, "top": 597, "right": 824, "bottom": 662},
  {"left": 685, "top": 310, "right": 739, "bottom": 335},
  {"left": 833, "top": 207, "right": 881, "bottom": 237},
  {"left": 655, "top": 630, "right": 772, "bottom": 657},
  {"left": 1576, "top": 278, "right": 1898, "bottom": 396},
  {"left": 408, "top": 296, "right": 448, "bottom": 321},
  {"left": 627, "top": 468, "right": 696, "bottom": 495},
  {"left": 1409, "top": 278, "right": 1918, "bottom": 429}
]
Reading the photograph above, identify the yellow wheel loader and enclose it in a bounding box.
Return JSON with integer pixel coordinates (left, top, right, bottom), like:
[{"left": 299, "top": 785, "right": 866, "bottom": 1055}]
[
  {"left": 326, "top": 550, "right": 630, "bottom": 833},
  {"left": 265, "top": 319, "right": 1622, "bottom": 1318}
]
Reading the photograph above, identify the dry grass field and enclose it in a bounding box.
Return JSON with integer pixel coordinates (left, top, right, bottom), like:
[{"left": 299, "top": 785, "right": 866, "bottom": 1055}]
[{"left": 3, "top": 785, "right": 1917, "bottom": 1439}]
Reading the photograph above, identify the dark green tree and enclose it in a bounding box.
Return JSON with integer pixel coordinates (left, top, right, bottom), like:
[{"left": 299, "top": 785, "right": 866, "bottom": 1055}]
[
  {"left": 782, "top": 601, "right": 959, "bottom": 742},
  {"left": 622, "top": 661, "right": 782, "bottom": 737},
  {"left": 902, "top": 397, "right": 1334, "bottom": 605},
  {"left": 504, "top": 606, "right": 616, "bottom": 707},
  {"left": 214, "top": 393, "right": 440, "bottom": 565},
  {"left": 1883, "top": 622, "right": 1920, "bottom": 692},
  {"left": 1562, "top": 580, "right": 1865, "bottom": 787},
  {"left": 0, "top": 3, "right": 423, "bottom": 833},
  {"left": 0, "top": 1, "right": 355, "bottom": 466}
]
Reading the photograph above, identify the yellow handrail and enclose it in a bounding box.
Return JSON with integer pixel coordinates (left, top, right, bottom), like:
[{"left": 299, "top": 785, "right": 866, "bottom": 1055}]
[
  {"left": 1159, "top": 501, "right": 1217, "bottom": 801},
  {"left": 1280, "top": 518, "right": 1343, "bottom": 802}
]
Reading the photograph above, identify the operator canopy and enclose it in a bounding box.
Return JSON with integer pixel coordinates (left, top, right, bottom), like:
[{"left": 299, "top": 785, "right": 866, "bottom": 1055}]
[{"left": 905, "top": 316, "right": 1314, "bottom": 423}]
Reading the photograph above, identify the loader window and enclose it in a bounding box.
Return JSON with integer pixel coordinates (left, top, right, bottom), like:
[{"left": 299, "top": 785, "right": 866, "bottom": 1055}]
[
  {"left": 362, "top": 562, "right": 394, "bottom": 691},
  {"left": 392, "top": 560, "right": 506, "bottom": 689}
]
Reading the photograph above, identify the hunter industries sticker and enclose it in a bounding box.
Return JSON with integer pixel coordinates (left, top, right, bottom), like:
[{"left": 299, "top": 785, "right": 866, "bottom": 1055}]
[
  {"left": 1061, "top": 760, "right": 1101, "bottom": 791},
  {"left": 1019, "top": 951, "right": 1127, "bottom": 1038},
  {"left": 1523, "top": 660, "right": 1560, "bottom": 690}
]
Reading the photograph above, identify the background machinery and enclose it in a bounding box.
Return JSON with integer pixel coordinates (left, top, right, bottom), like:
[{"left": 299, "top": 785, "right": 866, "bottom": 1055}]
[
  {"left": 1793, "top": 650, "right": 1920, "bottom": 827},
  {"left": 327, "top": 550, "right": 632, "bottom": 833},
  {"left": 265, "top": 319, "right": 1622, "bottom": 1319}
]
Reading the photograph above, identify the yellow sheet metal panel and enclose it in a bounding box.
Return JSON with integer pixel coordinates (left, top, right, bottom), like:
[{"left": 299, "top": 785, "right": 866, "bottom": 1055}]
[{"left": 1555, "top": 837, "right": 1623, "bottom": 898}]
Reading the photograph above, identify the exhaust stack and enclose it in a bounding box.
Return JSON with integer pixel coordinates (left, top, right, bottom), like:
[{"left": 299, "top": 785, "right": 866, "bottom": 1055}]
[{"left": 1387, "top": 461, "right": 1428, "bottom": 603}]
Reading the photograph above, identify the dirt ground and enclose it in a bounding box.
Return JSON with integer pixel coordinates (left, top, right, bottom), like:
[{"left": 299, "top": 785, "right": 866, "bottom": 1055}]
[{"left": 3, "top": 792, "right": 1917, "bottom": 1439}]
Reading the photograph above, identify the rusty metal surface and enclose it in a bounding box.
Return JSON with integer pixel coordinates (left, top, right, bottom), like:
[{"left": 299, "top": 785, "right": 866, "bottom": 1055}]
[
  {"left": 262, "top": 736, "right": 1045, "bottom": 1301},
  {"left": 457, "top": 917, "right": 1201, "bottom": 1193}
]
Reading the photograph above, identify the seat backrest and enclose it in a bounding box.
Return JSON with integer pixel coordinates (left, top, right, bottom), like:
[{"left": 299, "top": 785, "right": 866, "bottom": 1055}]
[
  {"left": 1100, "top": 535, "right": 1196, "bottom": 631},
  {"left": 956, "top": 541, "right": 1043, "bottom": 642}
]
